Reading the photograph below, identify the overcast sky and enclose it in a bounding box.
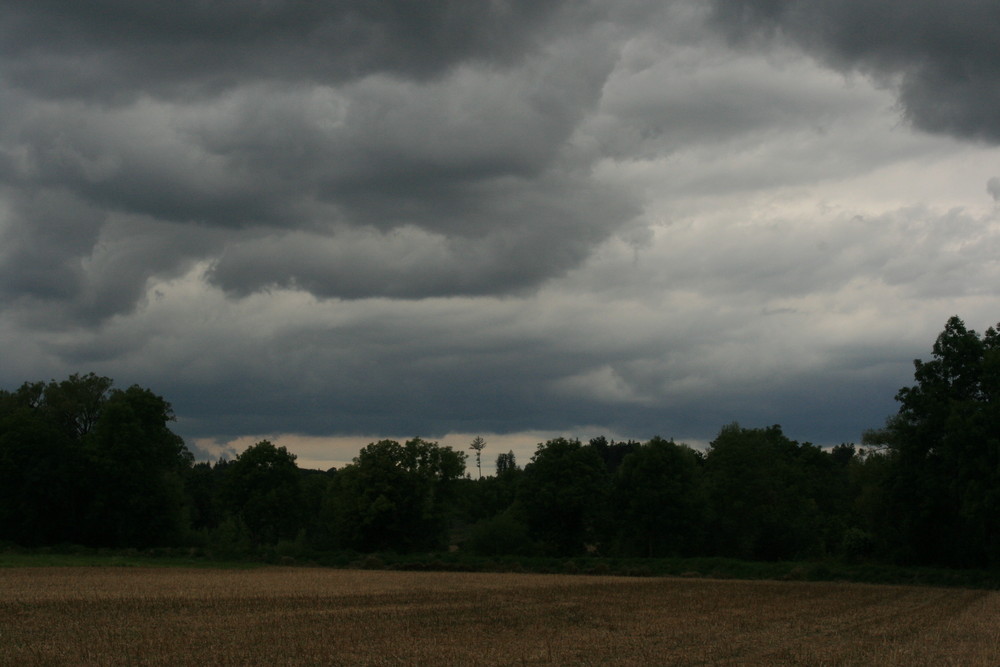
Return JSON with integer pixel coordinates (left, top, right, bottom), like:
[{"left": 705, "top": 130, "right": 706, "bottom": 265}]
[{"left": 2, "top": 0, "right": 998, "bottom": 471}]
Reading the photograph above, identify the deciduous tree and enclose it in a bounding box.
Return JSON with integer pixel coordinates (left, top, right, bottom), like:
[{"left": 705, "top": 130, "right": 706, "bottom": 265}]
[
  {"left": 612, "top": 437, "right": 704, "bottom": 557},
  {"left": 517, "top": 438, "right": 609, "bottom": 555},
  {"left": 325, "top": 438, "right": 466, "bottom": 552},
  {"left": 703, "top": 423, "right": 826, "bottom": 560},
  {"left": 222, "top": 440, "right": 303, "bottom": 546},
  {"left": 877, "top": 316, "right": 1000, "bottom": 566}
]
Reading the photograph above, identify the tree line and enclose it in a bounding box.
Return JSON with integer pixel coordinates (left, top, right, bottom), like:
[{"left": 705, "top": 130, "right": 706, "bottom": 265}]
[{"left": 1, "top": 316, "right": 998, "bottom": 568}]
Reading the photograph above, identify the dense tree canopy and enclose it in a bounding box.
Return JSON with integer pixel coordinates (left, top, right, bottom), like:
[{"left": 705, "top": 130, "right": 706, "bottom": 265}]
[
  {"left": 703, "top": 424, "right": 829, "bottom": 560},
  {"left": 612, "top": 436, "right": 703, "bottom": 557},
  {"left": 223, "top": 440, "right": 303, "bottom": 546},
  {"left": 516, "top": 438, "right": 609, "bottom": 556},
  {"left": 324, "top": 438, "right": 466, "bottom": 552},
  {"left": 0, "top": 382, "right": 85, "bottom": 545},
  {"left": 0, "top": 374, "right": 191, "bottom": 547}
]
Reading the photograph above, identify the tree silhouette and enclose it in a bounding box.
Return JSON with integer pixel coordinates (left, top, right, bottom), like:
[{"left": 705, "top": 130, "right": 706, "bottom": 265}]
[{"left": 469, "top": 436, "right": 486, "bottom": 479}]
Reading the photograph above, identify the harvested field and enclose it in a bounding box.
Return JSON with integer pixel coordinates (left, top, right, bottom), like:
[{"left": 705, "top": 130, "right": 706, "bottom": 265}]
[{"left": 1, "top": 567, "right": 998, "bottom": 665}]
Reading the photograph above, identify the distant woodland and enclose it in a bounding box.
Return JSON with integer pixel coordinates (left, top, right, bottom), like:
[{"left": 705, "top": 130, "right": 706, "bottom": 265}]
[{"left": 2, "top": 316, "right": 998, "bottom": 569}]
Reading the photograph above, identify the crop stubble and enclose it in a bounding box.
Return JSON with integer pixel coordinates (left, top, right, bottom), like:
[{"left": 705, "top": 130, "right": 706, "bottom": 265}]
[{"left": 1, "top": 567, "right": 998, "bottom": 665}]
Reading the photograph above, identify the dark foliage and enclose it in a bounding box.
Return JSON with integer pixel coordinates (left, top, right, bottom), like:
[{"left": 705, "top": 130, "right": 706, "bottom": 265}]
[{"left": 0, "top": 374, "right": 191, "bottom": 547}]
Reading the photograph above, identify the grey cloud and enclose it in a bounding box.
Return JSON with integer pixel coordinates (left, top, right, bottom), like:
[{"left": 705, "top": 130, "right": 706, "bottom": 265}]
[
  {"left": 710, "top": 0, "right": 1000, "bottom": 142},
  {"left": 193, "top": 37, "right": 617, "bottom": 232},
  {"left": 34, "top": 286, "right": 913, "bottom": 446},
  {"left": 8, "top": 103, "right": 281, "bottom": 228},
  {"left": 73, "top": 218, "right": 225, "bottom": 321},
  {"left": 30, "top": 295, "right": 565, "bottom": 437},
  {"left": 988, "top": 177, "right": 1000, "bottom": 202},
  {"left": 0, "top": 6, "right": 631, "bottom": 312},
  {"left": 593, "top": 44, "right": 873, "bottom": 159},
  {"left": 0, "top": 0, "right": 565, "bottom": 101},
  {"left": 7, "top": 0, "right": 994, "bottom": 455},
  {"left": 0, "top": 190, "right": 104, "bottom": 303},
  {"left": 637, "top": 207, "right": 1000, "bottom": 302},
  {"left": 208, "top": 174, "right": 636, "bottom": 299},
  {"left": 0, "top": 199, "right": 223, "bottom": 323}
]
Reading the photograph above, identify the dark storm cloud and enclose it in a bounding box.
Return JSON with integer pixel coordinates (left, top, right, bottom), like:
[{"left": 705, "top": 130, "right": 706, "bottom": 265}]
[
  {"left": 0, "top": 0, "right": 636, "bottom": 311},
  {"left": 207, "top": 174, "right": 634, "bottom": 299},
  {"left": 710, "top": 0, "right": 1000, "bottom": 142},
  {"left": 8, "top": 292, "right": 927, "bottom": 452},
  {"left": 5, "top": 99, "right": 282, "bottom": 227},
  {"left": 0, "top": 0, "right": 562, "bottom": 101},
  {"left": 0, "top": 198, "right": 223, "bottom": 323},
  {"left": 6, "top": 0, "right": 996, "bottom": 458}
]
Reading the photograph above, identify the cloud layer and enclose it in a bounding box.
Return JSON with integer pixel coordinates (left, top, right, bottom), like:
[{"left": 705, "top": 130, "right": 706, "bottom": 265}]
[
  {"left": 1, "top": 0, "right": 634, "bottom": 312},
  {"left": 2, "top": 1, "right": 999, "bottom": 463},
  {"left": 710, "top": 0, "right": 1000, "bottom": 141}
]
